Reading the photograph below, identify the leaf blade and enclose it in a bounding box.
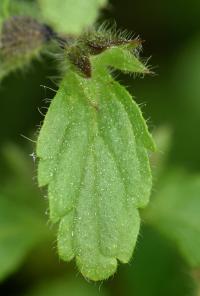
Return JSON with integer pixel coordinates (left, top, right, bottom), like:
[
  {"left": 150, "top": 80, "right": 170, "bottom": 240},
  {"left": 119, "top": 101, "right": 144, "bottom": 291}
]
[{"left": 37, "top": 45, "right": 154, "bottom": 280}]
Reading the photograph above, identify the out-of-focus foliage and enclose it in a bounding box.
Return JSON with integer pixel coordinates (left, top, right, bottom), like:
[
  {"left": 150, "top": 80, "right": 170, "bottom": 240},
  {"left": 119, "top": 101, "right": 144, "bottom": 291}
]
[
  {"left": 119, "top": 226, "right": 196, "bottom": 296},
  {"left": 27, "top": 277, "right": 107, "bottom": 296},
  {"left": 0, "top": 1, "right": 45, "bottom": 80},
  {"left": 38, "top": 0, "right": 107, "bottom": 34},
  {"left": 0, "top": 16, "right": 50, "bottom": 80},
  {"left": 0, "top": 145, "right": 50, "bottom": 281},
  {"left": 150, "top": 126, "right": 172, "bottom": 178},
  {"left": 169, "top": 37, "right": 200, "bottom": 170},
  {"left": 0, "top": 0, "right": 40, "bottom": 27},
  {"left": 193, "top": 270, "right": 200, "bottom": 296},
  {"left": 145, "top": 170, "right": 200, "bottom": 267},
  {"left": 0, "top": 195, "right": 45, "bottom": 281}
]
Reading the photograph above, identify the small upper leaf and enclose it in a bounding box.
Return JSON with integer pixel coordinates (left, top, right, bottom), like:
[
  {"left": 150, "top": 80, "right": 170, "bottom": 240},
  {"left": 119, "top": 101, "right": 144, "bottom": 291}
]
[
  {"left": 93, "top": 46, "right": 149, "bottom": 74},
  {"left": 37, "top": 42, "right": 155, "bottom": 280}
]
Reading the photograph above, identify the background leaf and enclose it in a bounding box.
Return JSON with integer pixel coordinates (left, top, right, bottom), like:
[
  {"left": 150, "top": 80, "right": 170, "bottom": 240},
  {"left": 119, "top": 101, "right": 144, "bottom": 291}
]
[
  {"left": 0, "top": 144, "right": 50, "bottom": 281},
  {"left": 0, "top": 195, "right": 46, "bottom": 281},
  {"left": 38, "top": 0, "right": 107, "bottom": 34},
  {"left": 0, "top": 0, "right": 41, "bottom": 28},
  {"left": 0, "top": 0, "right": 9, "bottom": 27},
  {"left": 119, "top": 225, "right": 197, "bottom": 296},
  {"left": 145, "top": 170, "right": 200, "bottom": 267},
  {"left": 27, "top": 277, "right": 108, "bottom": 296},
  {"left": 169, "top": 37, "right": 200, "bottom": 170}
]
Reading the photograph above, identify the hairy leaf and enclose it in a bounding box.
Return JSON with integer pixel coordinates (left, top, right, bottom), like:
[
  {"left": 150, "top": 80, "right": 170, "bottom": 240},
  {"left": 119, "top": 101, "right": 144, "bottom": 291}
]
[
  {"left": 38, "top": 0, "right": 107, "bottom": 34},
  {"left": 145, "top": 170, "right": 200, "bottom": 267},
  {"left": 37, "top": 45, "right": 155, "bottom": 280}
]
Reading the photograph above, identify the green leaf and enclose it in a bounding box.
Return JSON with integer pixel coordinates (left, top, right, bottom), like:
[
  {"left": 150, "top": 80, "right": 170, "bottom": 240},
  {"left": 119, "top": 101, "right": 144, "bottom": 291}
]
[
  {"left": 38, "top": 0, "right": 107, "bottom": 34},
  {"left": 27, "top": 277, "right": 108, "bottom": 296},
  {"left": 37, "top": 45, "right": 155, "bottom": 280},
  {"left": 93, "top": 46, "right": 149, "bottom": 74},
  {"left": 145, "top": 170, "right": 200, "bottom": 267},
  {"left": 0, "top": 144, "right": 49, "bottom": 281}
]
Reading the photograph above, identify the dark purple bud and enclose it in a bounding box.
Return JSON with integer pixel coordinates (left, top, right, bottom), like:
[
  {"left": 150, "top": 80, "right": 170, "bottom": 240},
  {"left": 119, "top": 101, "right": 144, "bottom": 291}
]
[{"left": 68, "top": 48, "right": 91, "bottom": 78}]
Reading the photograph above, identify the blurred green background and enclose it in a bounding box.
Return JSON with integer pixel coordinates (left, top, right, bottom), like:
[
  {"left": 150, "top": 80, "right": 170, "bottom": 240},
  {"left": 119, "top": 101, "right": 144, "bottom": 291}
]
[{"left": 1, "top": 0, "right": 200, "bottom": 295}]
